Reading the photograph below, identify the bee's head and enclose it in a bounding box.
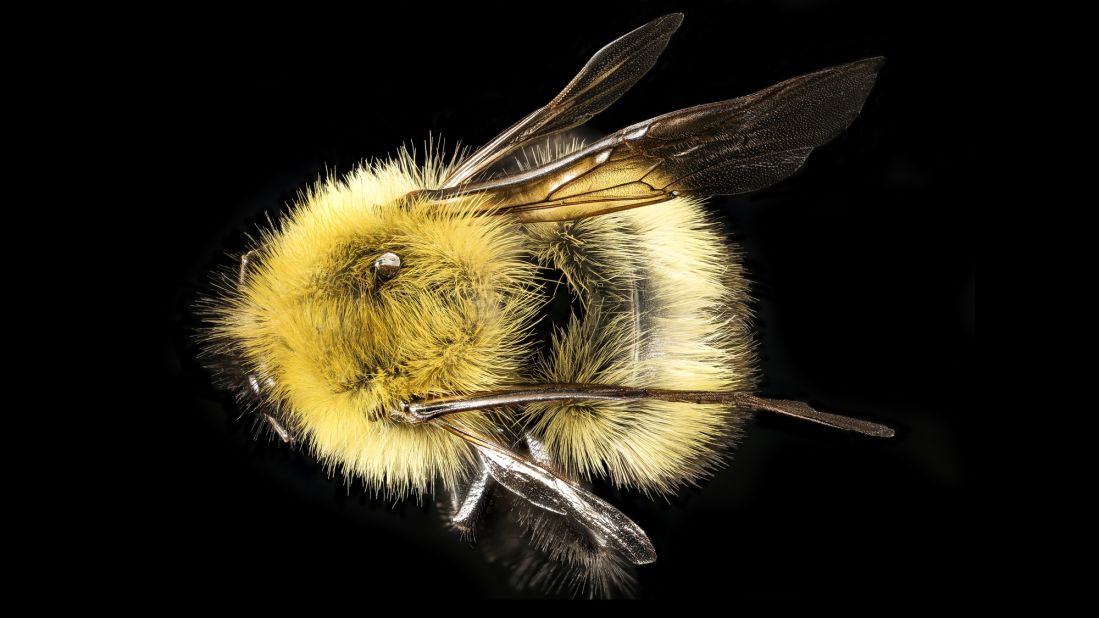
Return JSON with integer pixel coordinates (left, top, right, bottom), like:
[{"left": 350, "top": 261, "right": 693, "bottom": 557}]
[{"left": 206, "top": 160, "right": 542, "bottom": 435}]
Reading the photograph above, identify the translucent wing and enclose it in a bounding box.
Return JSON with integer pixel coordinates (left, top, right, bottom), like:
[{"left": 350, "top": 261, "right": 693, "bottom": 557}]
[
  {"left": 440, "top": 14, "right": 683, "bottom": 188},
  {"left": 418, "top": 57, "right": 884, "bottom": 222},
  {"left": 439, "top": 421, "right": 656, "bottom": 565}
]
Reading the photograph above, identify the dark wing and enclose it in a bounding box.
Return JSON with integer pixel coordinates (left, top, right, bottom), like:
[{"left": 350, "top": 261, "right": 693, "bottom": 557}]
[
  {"left": 439, "top": 14, "right": 683, "bottom": 189},
  {"left": 417, "top": 57, "right": 884, "bottom": 222}
]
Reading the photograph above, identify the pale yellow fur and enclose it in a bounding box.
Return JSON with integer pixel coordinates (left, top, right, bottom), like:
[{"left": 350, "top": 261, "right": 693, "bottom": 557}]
[
  {"left": 204, "top": 153, "right": 541, "bottom": 498},
  {"left": 204, "top": 148, "right": 755, "bottom": 500},
  {"left": 525, "top": 198, "right": 756, "bottom": 495}
]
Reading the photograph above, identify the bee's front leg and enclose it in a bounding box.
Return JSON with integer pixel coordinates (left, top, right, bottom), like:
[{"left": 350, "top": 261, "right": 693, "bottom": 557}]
[{"left": 238, "top": 249, "right": 295, "bottom": 446}]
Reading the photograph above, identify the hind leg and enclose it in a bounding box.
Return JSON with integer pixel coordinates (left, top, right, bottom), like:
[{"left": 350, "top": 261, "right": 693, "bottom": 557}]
[{"left": 449, "top": 433, "right": 558, "bottom": 532}]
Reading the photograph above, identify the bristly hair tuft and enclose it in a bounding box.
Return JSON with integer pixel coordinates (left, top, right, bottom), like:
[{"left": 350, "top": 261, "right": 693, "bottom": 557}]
[{"left": 197, "top": 146, "right": 543, "bottom": 500}]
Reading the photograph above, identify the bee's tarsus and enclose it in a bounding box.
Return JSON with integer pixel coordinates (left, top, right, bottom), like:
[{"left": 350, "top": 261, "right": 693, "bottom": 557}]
[
  {"left": 238, "top": 250, "right": 255, "bottom": 287},
  {"left": 247, "top": 374, "right": 262, "bottom": 396},
  {"left": 450, "top": 462, "right": 492, "bottom": 533},
  {"left": 263, "top": 414, "right": 295, "bottom": 444}
]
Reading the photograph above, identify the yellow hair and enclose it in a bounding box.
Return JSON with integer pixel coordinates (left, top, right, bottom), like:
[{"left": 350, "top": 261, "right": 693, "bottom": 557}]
[
  {"left": 524, "top": 197, "right": 757, "bottom": 495},
  {"left": 202, "top": 152, "right": 541, "bottom": 498},
  {"left": 202, "top": 145, "right": 756, "bottom": 499}
]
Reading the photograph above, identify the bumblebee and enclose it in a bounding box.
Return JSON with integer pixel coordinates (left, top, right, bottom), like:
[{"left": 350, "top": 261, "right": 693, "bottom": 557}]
[{"left": 200, "top": 13, "right": 890, "bottom": 596}]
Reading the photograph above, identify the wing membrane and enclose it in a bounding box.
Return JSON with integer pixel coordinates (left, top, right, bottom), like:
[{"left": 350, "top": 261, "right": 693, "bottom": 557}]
[
  {"left": 418, "top": 57, "right": 884, "bottom": 222},
  {"left": 440, "top": 14, "right": 683, "bottom": 188}
]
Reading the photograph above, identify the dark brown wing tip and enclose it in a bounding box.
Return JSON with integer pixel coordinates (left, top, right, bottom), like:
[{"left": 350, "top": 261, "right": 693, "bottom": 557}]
[
  {"left": 849, "top": 56, "right": 886, "bottom": 110},
  {"left": 657, "top": 12, "right": 685, "bottom": 29},
  {"left": 846, "top": 56, "right": 887, "bottom": 89},
  {"left": 625, "top": 13, "right": 683, "bottom": 49},
  {"left": 869, "top": 424, "right": 897, "bottom": 439},
  {"left": 834, "top": 56, "right": 887, "bottom": 83},
  {"left": 857, "top": 56, "right": 887, "bottom": 70},
  {"left": 615, "top": 13, "right": 683, "bottom": 48},
  {"left": 825, "top": 56, "right": 886, "bottom": 81}
]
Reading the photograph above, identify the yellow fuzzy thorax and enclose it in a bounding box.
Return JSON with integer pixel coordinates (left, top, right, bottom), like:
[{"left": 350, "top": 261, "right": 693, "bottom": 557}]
[{"left": 204, "top": 156, "right": 541, "bottom": 497}]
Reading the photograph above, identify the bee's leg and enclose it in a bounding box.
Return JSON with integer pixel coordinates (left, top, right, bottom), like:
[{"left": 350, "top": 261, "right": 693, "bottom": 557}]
[
  {"left": 238, "top": 249, "right": 255, "bottom": 288},
  {"left": 524, "top": 434, "right": 554, "bottom": 467},
  {"left": 524, "top": 432, "right": 619, "bottom": 550},
  {"left": 450, "top": 462, "right": 492, "bottom": 533},
  {"left": 525, "top": 433, "right": 620, "bottom": 545},
  {"left": 263, "top": 414, "right": 293, "bottom": 444},
  {"left": 238, "top": 249, "right": 296, "bottom": 446},
  {"left": 449, "top": 436, "right": 553, "bottom": 532}
]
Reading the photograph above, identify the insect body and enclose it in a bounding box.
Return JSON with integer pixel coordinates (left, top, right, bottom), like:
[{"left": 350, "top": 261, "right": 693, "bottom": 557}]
[{"left": 201, "top": 13, "right": 890, "bottom": 596}]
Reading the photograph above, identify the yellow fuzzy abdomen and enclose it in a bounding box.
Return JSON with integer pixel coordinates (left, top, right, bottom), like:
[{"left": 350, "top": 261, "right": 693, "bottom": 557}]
[{"left": 524, "top": 197, "right": 757, "bottom": 495}]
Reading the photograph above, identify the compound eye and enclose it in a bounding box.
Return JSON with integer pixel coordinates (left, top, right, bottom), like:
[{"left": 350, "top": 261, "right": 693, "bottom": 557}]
[{"left": 373, "top": 252, "right": 401, "bottom": 280}]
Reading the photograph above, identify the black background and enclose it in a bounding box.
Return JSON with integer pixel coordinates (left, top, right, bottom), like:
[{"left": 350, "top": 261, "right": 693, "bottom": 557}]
[{"left": 158, "top": 1, "right": 974, "bottom": 599}]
